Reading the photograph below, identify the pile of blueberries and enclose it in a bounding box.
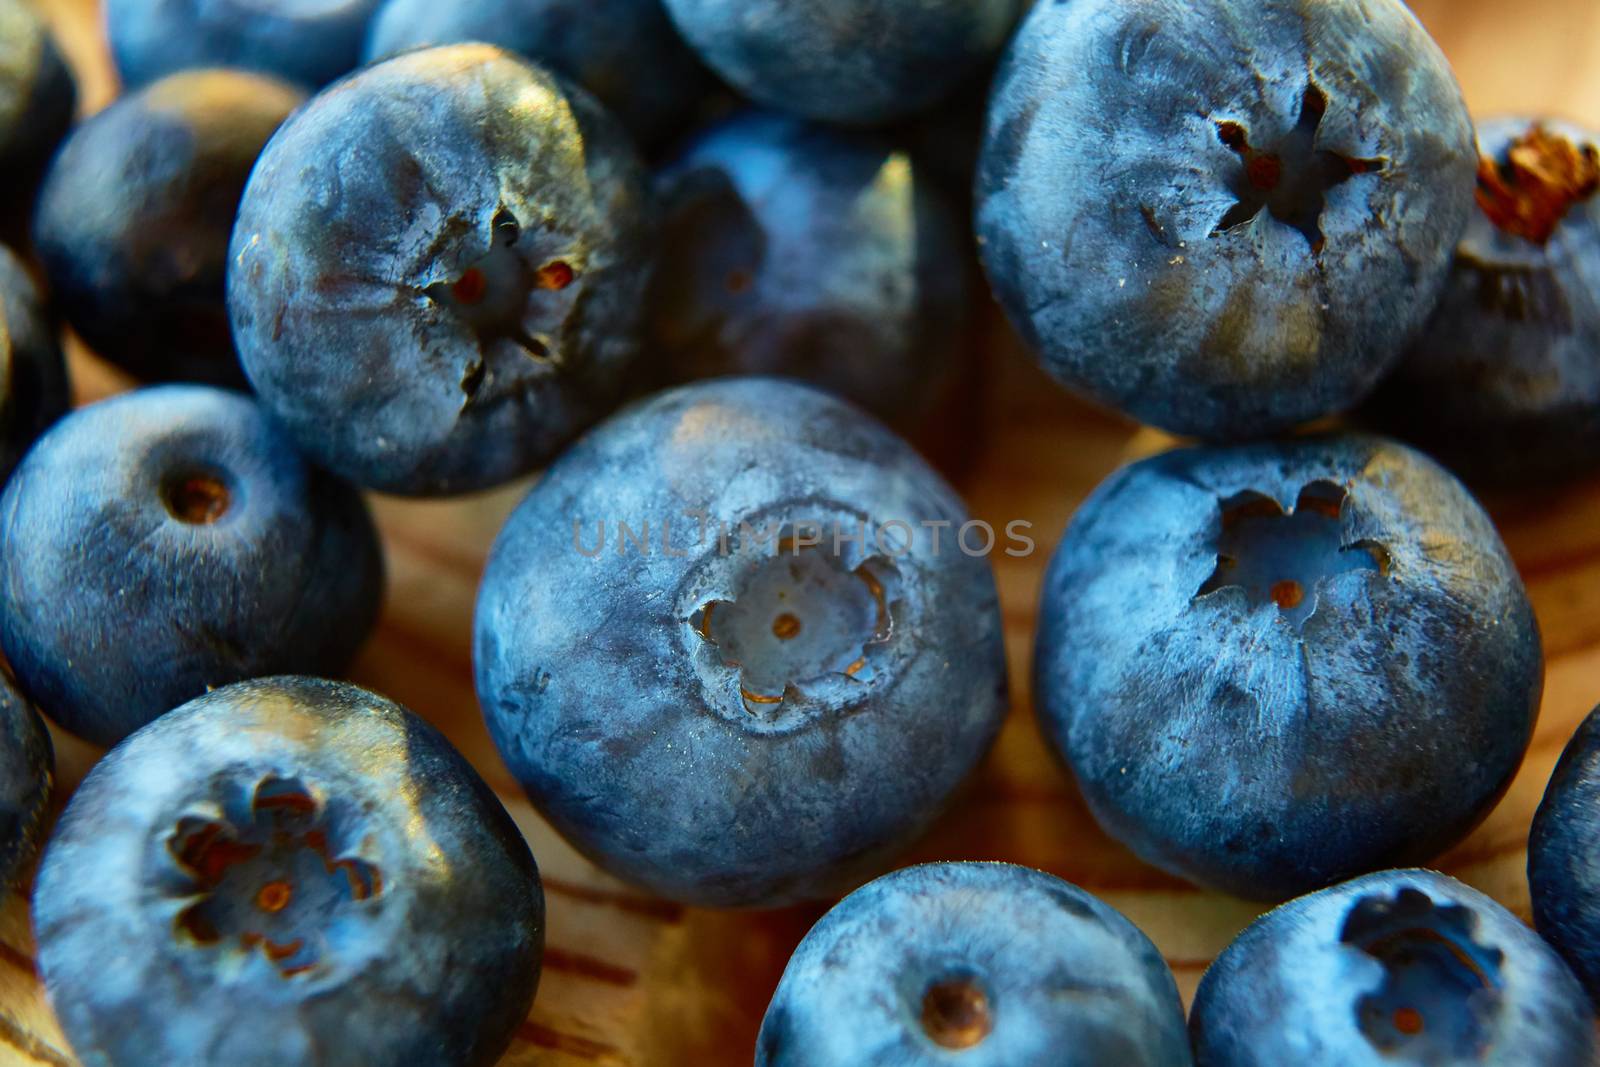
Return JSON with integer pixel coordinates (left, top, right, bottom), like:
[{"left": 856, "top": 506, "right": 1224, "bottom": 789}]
[{"left": 1, "top": 0, "right": 1599, "bottom": 1064}]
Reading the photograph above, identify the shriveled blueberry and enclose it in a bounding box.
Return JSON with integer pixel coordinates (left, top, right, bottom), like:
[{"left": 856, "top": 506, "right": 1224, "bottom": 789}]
[
  {"left": 35, "top": 677, "right": 543, "bottom": 1067},
  {"left": 1035, "top": 435, "right": 1541, "bottom": 900},
  {"left": 1529, "top": 703, "right": 1600, "bottom": 1006},
  {"left": 229, "top": 45, "right": 655, "bottom": 495},
  {"left": 475, "top": 378, "right": 1008, "bottom": 907},
  {"left": 0, "top": 0, "right": 76, "bottom": 241},
  {"left": 1191, "top": 869, "right": 1595, "bottom": 1066},
  {"left": 662, "top": 0, "right": 1025, "bottom": 126},
  {"left": 363, "top": 0, "right": 717, "bottom": 149},
  {"left": 34, "top": 70, "right": 304, "bottom": 387},
  {"left": 0, "top": 669, "right": 50, "bottom": 890},
  {"left": 758, "top": 862, "right": 1191, "bottom": 1067},
  {"left": 648, "top": 110, "right": 969, "bottom": 425},
  {"left": 1365, "top": 120, "right": 1600, "bottom": 485},
  {"left": 0, "top": 243, "right": 69, "bottom": 482},
  {"left": 105, "top": 0, "right": 382, "bottom": 90},
  {"left": 0, "top": 385, "right": 384, "bottom": 746},
  {"left": 976, "top": 0, "right": 1477, "bottom": 439}
]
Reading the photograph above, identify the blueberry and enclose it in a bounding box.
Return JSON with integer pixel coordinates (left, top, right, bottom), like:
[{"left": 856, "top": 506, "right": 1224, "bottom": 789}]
[
  {"left": 1365, "top": 120, "right": 1600, "bottom": 485},
  {"left": 363, "top": 0, "right": 717, "bottom": 149},
  {"left": 34, "top": 676, "right": 543, "bottom": 1067},
  {"left": 757, "top": 862, "right": 1191, "bottom": 1067},
  {"left": 1190, "top": 869, "right": 1595, "bottom": 1066},
  {"left": 0, "top": 385, "right": 384, "bottom": 746},
  {"left": 1034, "top": 434, "right": 1541, "bottom": 900},
  {"left": 976, "top": 0, "right": 1477, "bottom": 439},
  {"left": 33, "top": 70, "right": 304, "bottom": 387},
  {"left": 475, "top": 378, "right": 1008, "bottom": 907},
  {"left": 1528, "top": 703, "right": 1600, "bottom": 1006},
  {"left": 229, "top": 45, "right": 655, "bottom": 496},
  {"left": 0, "top": 670, "right": 51, "bottom": 890},
  {"left": 648, "top": 109, "right": 970, "bottom": 425},
  {"left": 0, "top": 0, "right": 76, "bottom": 242},
  {"left": 105, "top": 0, "right": 382, "bottom": 90},
  {"left": 0, "top": 243, "right": 69, "bottom": 482},
  {"left": 662, "top": 0, "right": 1025, "bottom": 127}
]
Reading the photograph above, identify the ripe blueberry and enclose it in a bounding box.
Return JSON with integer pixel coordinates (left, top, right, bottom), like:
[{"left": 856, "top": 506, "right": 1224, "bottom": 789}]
[
  {"left": 1035, "top": 435, "right": 1541, "bottom": 899},
  {"left": 0, "top": 0, "right": 76, "bottom": 242},
  {"left": 229, "top": 45, "right": 656, "bottom": 495},
  {"left": 105, "top": 0, "right": 383, "bottom": 90},
  {"left": 0, "top": 385, "right": 384, "bottom": 746},
  {"left": 34, "top": 677, "right": 544, "bottom": 1067},
  {"left": 1365, "top": 119, "right": 1600, "bottom": 485},
  {"left": 1529, "top": 703, "right": 1600, "bottom": 1006},
  {"left": 0, "top": 669, "right": 50, "bottom": 891},
  {"left": 34, "top": 70, "right": 304, "bottom": 387},
  {"left": 1191, "top": 869, "right": 1595, "bottom": 1066},
  {"left": 976, "top": 0, "right": 1477, "bottom": 438},
  {"left": 662, "top": 0, "right": 1026, "bottom": 126},
  {"left": 648, "top": 109, "right": 970, "bottom": 425},
  {"left": 475, "top": 378, "right": 1008, "bottom": 907},
  {"left": 758, "top": 862, "right": 1191, "bottom": 1067},
  {"left": 363, "top": 0, "right": 718, "bottom": 149}
]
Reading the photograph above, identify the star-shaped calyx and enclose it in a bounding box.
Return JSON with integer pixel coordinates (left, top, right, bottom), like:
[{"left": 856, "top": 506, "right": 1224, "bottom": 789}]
[{"left": 1212, "top": 84, "right": 1386, "bottom": 254}]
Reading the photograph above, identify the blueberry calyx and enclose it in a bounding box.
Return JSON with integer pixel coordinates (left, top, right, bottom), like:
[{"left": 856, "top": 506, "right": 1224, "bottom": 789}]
[
  {"left": 1212, "top": 83, "right": 1386, "bottom": 255},
  {"left": 690, "top": 526, "right": 902, "bottom": 714},
  {"left": 1195, "top": 480, "right": 1389, "bottom": 628},
  {"left": 428, "top": 207, "right": 580, "bottom": 396},
  {"left": 166, "top": 774, "right": 384, "bottom": 980},
  {"left": 1475, "top": 123, "right": 1600, "bottom": 246},
  {"left": 1340, "top": 887, "right": 1506, "bottom": 1060}
]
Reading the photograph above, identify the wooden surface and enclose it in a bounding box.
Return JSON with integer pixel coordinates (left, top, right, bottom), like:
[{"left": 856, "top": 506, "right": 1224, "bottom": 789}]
[{"left": 4, "top": 2, "right": 1600, "bottom": 1064}]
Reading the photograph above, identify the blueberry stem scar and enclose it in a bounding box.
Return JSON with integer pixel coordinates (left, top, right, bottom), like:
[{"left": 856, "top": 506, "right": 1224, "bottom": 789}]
[{"left": 1212, "top": 83, "right": 1386, "bottom": 254}]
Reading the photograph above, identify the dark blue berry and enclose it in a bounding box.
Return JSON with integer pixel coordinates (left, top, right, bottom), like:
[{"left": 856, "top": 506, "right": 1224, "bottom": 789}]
[
  {"left": 1035, "top": 435, "right": 1541, "bottom": 899},
  {"left": 106, "top": 0, "right": 382, "bottom": 90},
  {"left": 35, "top": 677, "right": 543, "bottom": 1067},
  {"left": 758, "top": 862, "right": 1191, "bottom": 1066},
  {"left": 0, "top": 385, "right": 384, "bottom": 746},
  {"left": 1191, "top": 869, "right": 1595, "bottom": 1066},
  {"left": 1365, "top": 119, "right": 1600, "bottom": 485},
  {"left": 662, "top": 0, "right": 1025, "bottom": 126},
  {"left": 229, "top": 45, "right": 656, "bottom": 495},
  {"left": 363, "top": 0, "right": 718, "bottom": 149},
  {"left": 475, "top": 378, "right": 1008, "bottom": 907},
  {"left": 33, "top": 70, "right": 304, "bottom": 387},
  {"left": 976, "top": 0, "right": 1477, "bottom": 438},
  {"left": 648, "top": 109, "right": 970, "bottom": 424}
]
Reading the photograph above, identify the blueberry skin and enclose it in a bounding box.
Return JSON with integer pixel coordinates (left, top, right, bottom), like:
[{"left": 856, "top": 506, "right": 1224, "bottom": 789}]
[
  {"left": 229, "top": 45, "right": 655, "bottom": 496},
  {"left": 35, "top": 677, "right": 543, "bottom": 1067},
  {"left": 1191, "top": 869, "right": 1595, "bottom": 1066},
  {"left": 1365, "top": 119, "right": 1600, "bottom": 486},
  {"left": 475, "top": 378, "right": 1008, "bottom": 908},
  {"left": 0, "top": 244, "right": 69, "bottom": 482},
  {"left": 662, "top": 0, "right": 1024, "bottom": 127},
  {"left": 0, "top": 0, "right": 76, "bottom": 239},
  {"left": 1529, "top": 703, "right": 1600, "bottom": 1006},
  {"left": 0, "top": 386, "right": 384, "bottom": 746},
  {"left": 648, "top": 110, "right": 969, "bottom": 425},
  {"left": 977, "top": 0, "right": 1476, "bottom": 439},
  {"left": 757, "top": 862, "right": 1191, "bottom": 1067},
  {"left": 363, "top": 0, "right": 716, "bottom": 149},
  {"left": 106, "top": 0, "right": 382, "bottom": 91},
  {"left": 0, "top": 671, "right": 50, "bottom": 890},
  {"left": 33, "top": 70, "right": 304, "bottom": 388},
  {"left": 1035, "top": 435, "right": 1541, "bottom": 900}
]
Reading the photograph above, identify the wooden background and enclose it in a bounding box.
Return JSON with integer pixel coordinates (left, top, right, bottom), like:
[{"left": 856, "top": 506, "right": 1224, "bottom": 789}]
[{"left": 4, "top": 1, "right": 1600, "bottom": 1064}]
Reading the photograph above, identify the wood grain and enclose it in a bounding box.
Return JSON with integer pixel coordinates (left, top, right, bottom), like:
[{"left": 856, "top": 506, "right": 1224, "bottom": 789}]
[{"left": 5, "top": 2, "right": 1600, "bottom": 1064}]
